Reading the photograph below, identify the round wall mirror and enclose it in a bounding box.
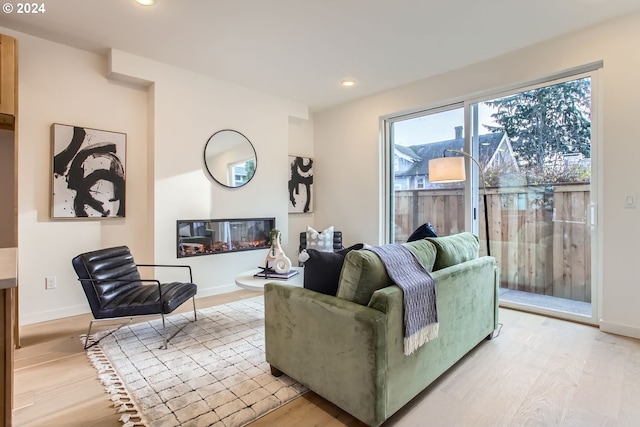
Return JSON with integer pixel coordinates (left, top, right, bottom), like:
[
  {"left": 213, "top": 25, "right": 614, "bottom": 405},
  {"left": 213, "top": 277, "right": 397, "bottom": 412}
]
[{"left": 204, "top": 129, "right": 257, "bottom": 188}]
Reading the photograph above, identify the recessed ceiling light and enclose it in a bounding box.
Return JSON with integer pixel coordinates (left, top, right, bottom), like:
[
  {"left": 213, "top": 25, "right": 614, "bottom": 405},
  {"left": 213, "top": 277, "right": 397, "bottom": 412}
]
[
  {"left": 341, "top": 79, "right": 356, "bottom": 87},
  {"left": 135, "top": 0, "right": 155, "bottom": 6}
]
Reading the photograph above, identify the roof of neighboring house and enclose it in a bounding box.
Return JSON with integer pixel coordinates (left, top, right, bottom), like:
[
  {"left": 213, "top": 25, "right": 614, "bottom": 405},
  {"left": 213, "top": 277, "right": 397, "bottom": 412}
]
[
  {"left": 395, "top": 145, "right": 421, "bottom": 161},
  {"left": 395, "top": 132, "right": 505, "bottom": 177}
]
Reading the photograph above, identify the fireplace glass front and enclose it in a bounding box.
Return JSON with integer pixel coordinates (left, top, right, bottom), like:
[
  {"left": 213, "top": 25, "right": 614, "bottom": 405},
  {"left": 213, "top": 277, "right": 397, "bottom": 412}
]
[{"left": 177, "top": 217, "right": 274, "bottom": 258}]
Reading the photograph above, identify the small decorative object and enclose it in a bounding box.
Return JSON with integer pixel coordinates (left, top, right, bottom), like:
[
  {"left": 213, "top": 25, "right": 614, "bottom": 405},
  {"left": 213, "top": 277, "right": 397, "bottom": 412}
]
[
  {"left": 288, "top": 156, "right": 313, "bottom": 213},
  {"left": 51, "top": 124, "right": 126, "bottom": 218},
  {"left": 264, "top": 229, "right": 292, "bottom": 274},
  {"left": 298, "top": 249, "right": 310, "bottom": 264}
]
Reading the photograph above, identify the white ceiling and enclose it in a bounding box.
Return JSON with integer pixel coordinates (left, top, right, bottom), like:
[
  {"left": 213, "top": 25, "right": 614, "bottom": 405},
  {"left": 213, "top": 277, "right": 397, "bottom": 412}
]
[{"left": 2, "top": 0, "right": 640, "bottom": 111}]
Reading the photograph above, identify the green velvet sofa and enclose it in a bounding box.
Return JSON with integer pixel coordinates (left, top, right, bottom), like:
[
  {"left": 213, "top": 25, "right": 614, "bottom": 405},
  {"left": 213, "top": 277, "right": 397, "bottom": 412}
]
[{"left": 264, "top": 232, "right": 499, "bottom": 427}]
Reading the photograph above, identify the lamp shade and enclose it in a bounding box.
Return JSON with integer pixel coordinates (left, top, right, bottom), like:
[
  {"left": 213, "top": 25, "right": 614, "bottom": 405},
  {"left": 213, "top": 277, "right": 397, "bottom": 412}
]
[{"left": 428, "top": 156, "right": 466, "bottom": 183}]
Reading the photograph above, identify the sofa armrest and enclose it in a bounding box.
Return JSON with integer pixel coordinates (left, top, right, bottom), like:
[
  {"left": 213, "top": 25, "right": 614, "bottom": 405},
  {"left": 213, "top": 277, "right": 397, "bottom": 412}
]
[
  {"left": 264, "top": 283, "right": 387, "bottom": 426},
  {"left": 368, "top": 256, "right": 499, "bottom": 331},
  {"left": 365, "top": 256, "right": 499, "bottom": 418}
]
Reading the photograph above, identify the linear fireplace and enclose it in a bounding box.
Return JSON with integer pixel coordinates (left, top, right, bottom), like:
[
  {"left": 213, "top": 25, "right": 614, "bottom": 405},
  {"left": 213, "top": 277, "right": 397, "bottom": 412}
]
[{"left": 177, "top": 217, "right": 275, "bottom": 258}]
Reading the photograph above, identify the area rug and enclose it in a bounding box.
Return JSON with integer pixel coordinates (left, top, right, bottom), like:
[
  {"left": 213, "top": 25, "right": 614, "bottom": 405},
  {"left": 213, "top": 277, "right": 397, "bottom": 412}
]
[{"left": 83, "top": 296, "right": 307, "bottom": 427}]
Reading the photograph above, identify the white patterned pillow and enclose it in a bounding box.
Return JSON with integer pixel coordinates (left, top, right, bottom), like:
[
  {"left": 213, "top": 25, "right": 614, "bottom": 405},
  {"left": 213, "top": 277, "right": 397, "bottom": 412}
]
[{"left": 306, "top": 226, "right": 334, "bottom": 252}]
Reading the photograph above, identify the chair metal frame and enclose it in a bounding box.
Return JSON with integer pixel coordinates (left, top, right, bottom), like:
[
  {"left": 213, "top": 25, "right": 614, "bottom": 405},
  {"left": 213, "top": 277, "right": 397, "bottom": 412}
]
[{"left": 81, "top": 263, "right": 197, "bottom": 350}]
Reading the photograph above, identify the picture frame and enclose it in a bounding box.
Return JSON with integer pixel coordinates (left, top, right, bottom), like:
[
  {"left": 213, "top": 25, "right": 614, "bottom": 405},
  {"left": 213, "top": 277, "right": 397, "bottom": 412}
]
[
  {"left": 288, "top": 156, "right": 313, "bottom": 213},
  {"left": 51, "top": 123, "right": 126, "bottom": 218}
]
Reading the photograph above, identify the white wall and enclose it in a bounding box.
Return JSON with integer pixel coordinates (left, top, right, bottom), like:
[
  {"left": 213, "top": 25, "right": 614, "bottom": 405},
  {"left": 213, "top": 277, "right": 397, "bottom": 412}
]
[
  {"left": 313, "top": 12, "right": 640, "bottom": 338},
  {"left": 3, "top": 27, "right": 308, "bottom": 325},
  {"left": 3, "top": 29, "right": 150, "bottom": 325},
  {"left": 109, "top": 49, "right": 307, "bottom": 298}
]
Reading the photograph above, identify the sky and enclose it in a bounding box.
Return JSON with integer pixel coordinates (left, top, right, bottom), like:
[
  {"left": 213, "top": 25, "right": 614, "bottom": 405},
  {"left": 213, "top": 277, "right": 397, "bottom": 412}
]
[{"left": 392, "top": 103, "right": 498, "bottom": 147}]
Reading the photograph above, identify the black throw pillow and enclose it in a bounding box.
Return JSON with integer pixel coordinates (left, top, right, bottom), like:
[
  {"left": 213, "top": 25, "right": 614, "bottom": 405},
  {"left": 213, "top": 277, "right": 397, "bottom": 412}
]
[
  {"left": 407, "top": 222, "right": 438, "bottom": 242},
  {"left": 303, "top": 243, "right": 365, "bottom": 296}
]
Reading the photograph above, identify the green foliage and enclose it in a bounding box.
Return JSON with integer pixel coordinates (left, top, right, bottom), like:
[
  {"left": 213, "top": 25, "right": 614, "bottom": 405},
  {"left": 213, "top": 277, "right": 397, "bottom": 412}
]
[
  {"left": 484, "top": 162, "right": 590, "bottom": 187},
  {"left": 268, "top": 228, "right": 281, "bottom": 246},
  {"left": 484, "top": 78, "right": 591, "bottom": 170},
  {"left": 245, "top": 160, "right": 256, "bottom": 178}
]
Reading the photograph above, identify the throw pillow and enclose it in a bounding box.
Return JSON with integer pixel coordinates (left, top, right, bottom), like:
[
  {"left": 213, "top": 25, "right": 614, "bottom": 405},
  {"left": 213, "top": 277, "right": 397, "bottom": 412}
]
[
  {"left": 306, "top": 225, "right": 334, "bottom": 252},
  {"left": 407, "top": 222, "right": 438, "bottom": 242},
  {"left": 303, "top": 244, "right": 365, "bottom": 296}
]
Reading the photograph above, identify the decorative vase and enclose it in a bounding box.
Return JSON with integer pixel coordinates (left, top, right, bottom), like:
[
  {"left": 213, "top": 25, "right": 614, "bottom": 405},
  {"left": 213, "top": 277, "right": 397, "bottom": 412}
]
[{"left": 264, "top": 230, "right": 292, "bottom": 274}]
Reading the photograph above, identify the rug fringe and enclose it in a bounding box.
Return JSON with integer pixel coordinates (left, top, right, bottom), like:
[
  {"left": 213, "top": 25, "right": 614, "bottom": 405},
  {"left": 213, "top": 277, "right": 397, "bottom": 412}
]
[
  {"left": 80, "top": 298, "right": 308, "bottom": 427},
  {"left": 83, "top": 335, "right": 148, "bottom": 427}
]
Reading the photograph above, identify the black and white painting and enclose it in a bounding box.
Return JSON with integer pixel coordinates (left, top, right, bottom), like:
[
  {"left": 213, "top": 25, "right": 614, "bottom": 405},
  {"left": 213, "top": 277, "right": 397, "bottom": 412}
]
[
  {"left": 288, "top": 156, "right": 313, "bottom": 213},
  {"left": 52, "top": 124, "right": 126, "bottom": 218}
]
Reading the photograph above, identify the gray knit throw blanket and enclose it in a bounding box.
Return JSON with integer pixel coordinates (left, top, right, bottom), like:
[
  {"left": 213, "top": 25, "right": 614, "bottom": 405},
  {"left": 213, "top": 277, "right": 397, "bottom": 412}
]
[{"left": 368, "top": 244, "right": 438, "bottom": 355}]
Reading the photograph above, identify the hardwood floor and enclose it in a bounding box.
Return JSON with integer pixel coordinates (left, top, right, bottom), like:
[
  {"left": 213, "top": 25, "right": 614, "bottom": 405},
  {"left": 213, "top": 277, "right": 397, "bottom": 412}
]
[{"left": 12, "top": 291, "right": 640, "bottom": 427}]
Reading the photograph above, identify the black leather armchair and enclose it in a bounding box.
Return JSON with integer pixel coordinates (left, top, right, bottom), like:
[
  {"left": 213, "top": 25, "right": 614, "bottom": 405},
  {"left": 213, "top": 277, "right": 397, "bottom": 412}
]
[{"left": 72, "top": 246, "right": 197, "bottom": 349}]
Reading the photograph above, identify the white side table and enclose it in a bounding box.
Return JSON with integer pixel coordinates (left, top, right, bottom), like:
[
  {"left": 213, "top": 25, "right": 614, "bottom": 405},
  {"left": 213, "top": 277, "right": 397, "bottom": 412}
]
[{"left": 234, "top": 267, "right": 304, "bottom": 291}]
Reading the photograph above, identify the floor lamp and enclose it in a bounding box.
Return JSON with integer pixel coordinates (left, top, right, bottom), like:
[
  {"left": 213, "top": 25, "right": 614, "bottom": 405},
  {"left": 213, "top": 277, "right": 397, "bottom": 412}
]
[{"left": 428, "top": 149, "right": 491, "bottom": 257}]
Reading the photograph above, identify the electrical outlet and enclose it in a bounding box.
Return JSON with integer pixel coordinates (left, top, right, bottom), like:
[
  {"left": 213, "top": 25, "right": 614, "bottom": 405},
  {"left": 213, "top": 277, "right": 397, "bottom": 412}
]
[
  {"left": 625, "top": 194, "right": 636, "bottom": 208},
  {"left": 45, "top": 276, "right": 57, "bottom": 290}
]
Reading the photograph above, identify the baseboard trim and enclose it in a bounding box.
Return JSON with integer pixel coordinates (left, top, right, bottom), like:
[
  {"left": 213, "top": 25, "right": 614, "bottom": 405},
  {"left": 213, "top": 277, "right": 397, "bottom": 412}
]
[
  {"left": 599, "top": 321, "right": 640, "bottom": 340},
  {"left": 21, "top": 304, "right": 89, "bottom": 326},
  {"left": 196, "top": 284, "right": 240, "bottom": 299},
  {"left": 20, "top": 284, "right": 244, "bottom": 325}
]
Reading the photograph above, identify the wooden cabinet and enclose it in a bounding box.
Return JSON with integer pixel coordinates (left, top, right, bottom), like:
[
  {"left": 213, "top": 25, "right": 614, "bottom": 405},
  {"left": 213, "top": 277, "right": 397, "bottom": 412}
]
[
  {"left": 1, "top": 249, "right": 17, "bottom": 427},
  {"left": 0, "top": 32, "right": 17, "bottom": 427},
  {"left": 0, "top": 34, "right": 17, "bottom": 123}
]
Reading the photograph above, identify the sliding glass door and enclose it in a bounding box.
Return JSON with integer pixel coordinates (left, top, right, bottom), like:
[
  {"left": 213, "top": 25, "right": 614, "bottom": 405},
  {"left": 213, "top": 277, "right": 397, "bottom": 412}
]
[
  {"left": 470, "top": 74, "right": 596, "bottom": 323},
  {"left": 386, "top": 69, "right": 599, "bottom": 324},
  {"left": 389, "top": 106, "right": 467, "bottom": 242}
]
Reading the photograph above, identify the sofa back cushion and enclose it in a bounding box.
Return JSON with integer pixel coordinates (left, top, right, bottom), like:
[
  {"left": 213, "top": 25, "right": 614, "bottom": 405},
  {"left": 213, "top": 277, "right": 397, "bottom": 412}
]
[
  {"left": 336, "top": 239, "right": 437, "bottom": 305},
  {"left": 426, "top": 232, "right": 479, "bottom": 271}
]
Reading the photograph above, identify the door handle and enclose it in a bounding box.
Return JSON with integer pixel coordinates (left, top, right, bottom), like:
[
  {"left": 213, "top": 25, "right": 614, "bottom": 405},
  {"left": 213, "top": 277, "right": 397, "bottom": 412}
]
[{"left": 589, "top": 203, "right": 597, "bottom": 228}]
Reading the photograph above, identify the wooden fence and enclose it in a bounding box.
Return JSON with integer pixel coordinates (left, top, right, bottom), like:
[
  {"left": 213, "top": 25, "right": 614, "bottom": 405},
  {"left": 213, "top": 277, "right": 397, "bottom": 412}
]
[{"left": 395, "top": 183, "right": 591, "bottom": 302}]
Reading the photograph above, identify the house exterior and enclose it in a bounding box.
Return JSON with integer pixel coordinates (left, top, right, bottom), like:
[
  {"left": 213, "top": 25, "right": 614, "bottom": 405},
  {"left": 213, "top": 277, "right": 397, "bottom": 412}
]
[{"left": 394, "top": 126, "right": 518, "bottom": 190}]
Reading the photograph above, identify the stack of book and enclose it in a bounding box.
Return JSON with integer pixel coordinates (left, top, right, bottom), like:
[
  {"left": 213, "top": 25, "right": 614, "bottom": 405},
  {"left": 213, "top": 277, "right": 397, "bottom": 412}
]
[{"left": 254, "top": 268, "right": 299, "bottom": 280}]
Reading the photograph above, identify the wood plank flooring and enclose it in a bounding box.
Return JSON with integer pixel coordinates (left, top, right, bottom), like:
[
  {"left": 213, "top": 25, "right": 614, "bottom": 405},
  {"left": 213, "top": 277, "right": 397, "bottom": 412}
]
[{"left": 12, "top": 290, "right": 640, "bottom": 427}]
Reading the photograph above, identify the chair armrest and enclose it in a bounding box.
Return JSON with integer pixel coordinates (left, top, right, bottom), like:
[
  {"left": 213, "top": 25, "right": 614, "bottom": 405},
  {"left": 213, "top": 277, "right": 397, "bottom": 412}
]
[{"left": 136, "top": 263, "right": 193, "bottom": 282}]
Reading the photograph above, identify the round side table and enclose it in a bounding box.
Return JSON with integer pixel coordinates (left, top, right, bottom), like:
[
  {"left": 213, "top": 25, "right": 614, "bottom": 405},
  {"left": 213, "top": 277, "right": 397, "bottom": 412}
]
[{"left": 234, "top": 267, "right": 304, "bottom": 291}]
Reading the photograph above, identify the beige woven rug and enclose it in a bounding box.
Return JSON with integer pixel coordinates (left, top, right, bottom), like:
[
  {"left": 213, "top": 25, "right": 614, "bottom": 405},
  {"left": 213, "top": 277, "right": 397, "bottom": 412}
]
[{"left": 84, "top": 296, "right": 306, "bottom": 427}]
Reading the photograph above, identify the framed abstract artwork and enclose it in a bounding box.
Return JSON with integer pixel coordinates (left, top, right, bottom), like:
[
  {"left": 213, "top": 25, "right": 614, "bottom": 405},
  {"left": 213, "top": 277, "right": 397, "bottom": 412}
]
[
  {"left": 51, "top": 124, "right": 126, "bottom": 218},
  {"left": 288, "top": 156, "right": 313, "bottom": 213}
]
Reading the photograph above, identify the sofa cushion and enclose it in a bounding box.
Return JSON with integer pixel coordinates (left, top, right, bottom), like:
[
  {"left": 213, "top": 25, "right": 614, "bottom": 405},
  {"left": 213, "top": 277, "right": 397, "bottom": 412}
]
[
  {"left": 426, "top": 232, "right": 479, "bottom": 271},
  {"left": 336, "top": 239, "right": 437, "bottom": 305},
  {"left": 303, "top": 244, "right": 365, "bottom": 296},
  {"left": 306, "top": 225, "right": 334, "bottom": 252}
]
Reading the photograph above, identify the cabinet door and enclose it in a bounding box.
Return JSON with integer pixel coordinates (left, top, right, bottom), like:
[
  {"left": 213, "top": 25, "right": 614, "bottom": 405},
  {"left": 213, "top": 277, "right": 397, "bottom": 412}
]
[{"left": 0, "top": 34, "right": 17, "bottom": 119}]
